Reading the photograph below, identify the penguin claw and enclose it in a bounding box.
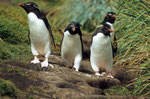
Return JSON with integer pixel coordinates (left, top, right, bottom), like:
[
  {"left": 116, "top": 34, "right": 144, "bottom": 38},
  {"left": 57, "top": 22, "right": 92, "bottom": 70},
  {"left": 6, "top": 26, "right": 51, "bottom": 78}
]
[
  {"left": 107, "top": 72, "right": 114, "bottom": 78},
  {"left": 95, "top": 72, "right": 103, "bottom": 76},
  {"left": 49, "top": 64, "right": 54, "bottom": 68},
  {"left": 107, "top": 75, "right": 114, "bottom": 78},
  {"left": 41, "top": 61, "right": 48, "bottom": 68},
  {"left": 31, "top": 59, "right": 40, "bottom": 64},
  {"left": 72, "top": 67, "right": 78, "bottom": 71}
]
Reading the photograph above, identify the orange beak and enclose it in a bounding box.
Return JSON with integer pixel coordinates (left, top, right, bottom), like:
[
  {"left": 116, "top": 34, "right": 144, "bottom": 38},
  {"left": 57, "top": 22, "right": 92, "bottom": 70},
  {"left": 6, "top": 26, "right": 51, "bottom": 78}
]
[
  {"left": 109, "top": 29, "right": 114, "bottom": 32},
  {"left": 18, "top": 3, "right": 24, "bottom": 7},
  {"left": 72, "top": 26, "right": 76, "bottom": 31},
  {"left": 112, "top": 14, "right": 116, "bottom": 19}
]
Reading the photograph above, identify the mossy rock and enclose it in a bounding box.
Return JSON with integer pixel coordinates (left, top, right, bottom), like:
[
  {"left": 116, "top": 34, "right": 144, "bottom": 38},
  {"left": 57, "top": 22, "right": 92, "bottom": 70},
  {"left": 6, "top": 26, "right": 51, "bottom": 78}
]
[{"left": 0, "top": 78, "right": 20, "bottom": 97}]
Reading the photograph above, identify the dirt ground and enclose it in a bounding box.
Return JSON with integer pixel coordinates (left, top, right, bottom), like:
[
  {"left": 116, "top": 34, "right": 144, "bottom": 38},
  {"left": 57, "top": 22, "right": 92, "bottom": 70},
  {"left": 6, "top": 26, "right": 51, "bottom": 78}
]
[{"left": 0, "top": 55, "right": 145, "bottom": 99}]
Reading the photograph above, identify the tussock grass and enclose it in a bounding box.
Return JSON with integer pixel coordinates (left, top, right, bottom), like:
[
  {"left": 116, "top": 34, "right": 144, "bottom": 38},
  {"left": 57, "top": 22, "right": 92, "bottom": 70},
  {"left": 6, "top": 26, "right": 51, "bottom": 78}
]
[
  {"left": 0, "top": 78, "right": 21, "bottom": 97},
  {"left": 52, "top": 0, "right": 117, "bottom": 32},
  {"left": 114, "top": 0, "right": 150, "bottom": 96}
]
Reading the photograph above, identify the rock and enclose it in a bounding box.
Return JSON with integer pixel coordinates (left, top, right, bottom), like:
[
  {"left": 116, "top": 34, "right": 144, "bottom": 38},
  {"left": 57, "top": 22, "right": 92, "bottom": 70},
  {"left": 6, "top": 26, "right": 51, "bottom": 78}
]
[{"left": 82, "top": 33, "right": 92, "bottom": 59}]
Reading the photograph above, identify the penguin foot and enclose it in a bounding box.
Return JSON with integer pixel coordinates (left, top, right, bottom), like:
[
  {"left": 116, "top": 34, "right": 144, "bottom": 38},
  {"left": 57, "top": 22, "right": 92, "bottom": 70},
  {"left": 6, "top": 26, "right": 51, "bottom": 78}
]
[
  {"left": 95, "top": 72, "right": 103, "bottom": 76},
  {"left": 41, "top": 61, "right": 49, "bottom": 68},
  {"left": 49, "top": 64, "right": 54, "bottom": 68},
  {"left": 74, "top": 68, "right": 79, "bottom": 71},
  {"left": 72, "top": 67, "right": 79, "bottom": 71},
  {"left": 107, "top": 75, "right": 114, "bottom": 78},
  {"left": 107, "top": 73, "right": 114, "bottom": 78},
  {"left": 31, "top": 59, "right": 40, "bottom": 64}
]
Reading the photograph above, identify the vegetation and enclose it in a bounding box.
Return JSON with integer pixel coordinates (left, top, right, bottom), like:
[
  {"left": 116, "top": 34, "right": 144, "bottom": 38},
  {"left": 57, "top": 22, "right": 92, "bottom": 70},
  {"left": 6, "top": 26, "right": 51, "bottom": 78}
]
[
  {"left": 0, "top": 78, "right": 20, "bottom": 97},
  {"left": 53, "top": 0, "right": 117, "bottom": 32},
  {"left": 114, "top": 0, "right": 150, "bottom": 96}
]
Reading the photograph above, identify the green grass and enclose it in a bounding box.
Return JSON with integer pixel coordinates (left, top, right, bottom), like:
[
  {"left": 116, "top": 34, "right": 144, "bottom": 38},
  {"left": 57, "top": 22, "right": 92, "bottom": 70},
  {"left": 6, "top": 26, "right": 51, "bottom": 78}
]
[
  {"left": 0, "top": 42, "right": 31, "bottom": 60},
  {"left": 0, "top": 78, "right": 21, "bottom": 97},
  {"left": 104, "top": 85, "right": 131, "bottom": 96},
  {"left": 114, "top": 0, "right": 150, "bottom": 96}
]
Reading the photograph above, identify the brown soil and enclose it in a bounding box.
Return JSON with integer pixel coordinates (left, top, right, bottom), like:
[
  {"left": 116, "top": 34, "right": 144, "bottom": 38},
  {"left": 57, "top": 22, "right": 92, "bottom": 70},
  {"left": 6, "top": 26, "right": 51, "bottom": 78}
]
[{"left": 0, "top": 55, "right": 140, "bottom": 99}]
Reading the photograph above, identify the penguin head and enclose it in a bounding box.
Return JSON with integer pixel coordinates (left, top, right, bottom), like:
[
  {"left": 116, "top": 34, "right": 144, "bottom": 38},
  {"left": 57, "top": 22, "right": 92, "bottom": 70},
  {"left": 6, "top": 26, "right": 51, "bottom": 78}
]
[
  {"left": 18, "top": 2, "right": 39, "bottom": 14},
  {"left": 102, "top": 12, "right": 116, "bottom": 24},
  {"left": 102, "top": 23, "right": 114, "bottom": 36},
  {"left": 65, "top": 21, "right": 82, "bottom": 35}
]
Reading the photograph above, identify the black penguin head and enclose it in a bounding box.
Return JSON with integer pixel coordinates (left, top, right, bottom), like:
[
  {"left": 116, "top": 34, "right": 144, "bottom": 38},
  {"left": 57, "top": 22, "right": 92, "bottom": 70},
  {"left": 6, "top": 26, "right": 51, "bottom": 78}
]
[
  {"left": 65, "top": 21, "right": 82, "bottom": 35},
  {"left": 102, "top": 23, "right": 114, "bottom": 36},
  {"left": 18, "top": 2, "right": 39, "bottom": 14},
  {"left": 102, "top": 12, "right": 116, "bottom": 24}
]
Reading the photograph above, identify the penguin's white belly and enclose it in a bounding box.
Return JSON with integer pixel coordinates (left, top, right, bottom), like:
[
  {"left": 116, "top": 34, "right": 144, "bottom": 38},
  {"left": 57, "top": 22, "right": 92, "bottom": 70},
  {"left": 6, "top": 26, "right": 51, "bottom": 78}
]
[
  {"left": 61, "top": 31, "right": 82, "bottom": 66},
  {"left": 28, "top": 13, "right": 51, "bottom": 55},
  {"left": 91, "top": 33, "right": 113, "bottom": 69}
]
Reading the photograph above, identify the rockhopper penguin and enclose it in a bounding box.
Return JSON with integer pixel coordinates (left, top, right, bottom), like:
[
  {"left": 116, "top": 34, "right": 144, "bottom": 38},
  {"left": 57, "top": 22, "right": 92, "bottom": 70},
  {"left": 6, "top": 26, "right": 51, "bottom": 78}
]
[
  {"left": 101, "top": 12, "right": 117, "bottom": 57},
  {"left": 90, "top": 23, "right": 114, "bottom": 78},
  {"left": 61, "top": 21, "right": 83, "bottom": 71},
  {"left": 18, "top": 2, "right": 55, "bottom": 68}
]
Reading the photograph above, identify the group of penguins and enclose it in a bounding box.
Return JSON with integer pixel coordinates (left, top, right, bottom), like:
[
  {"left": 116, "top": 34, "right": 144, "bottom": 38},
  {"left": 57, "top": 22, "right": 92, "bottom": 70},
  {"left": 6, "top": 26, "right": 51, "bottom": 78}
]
[{"left": 18, "top": 2, "right": 117, "bottom": 78}]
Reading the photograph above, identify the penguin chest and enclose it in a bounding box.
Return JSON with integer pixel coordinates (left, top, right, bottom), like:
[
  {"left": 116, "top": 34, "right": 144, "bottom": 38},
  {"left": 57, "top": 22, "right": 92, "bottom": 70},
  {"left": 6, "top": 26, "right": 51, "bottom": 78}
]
[
  {"left": 91, "top": 33, "right": 113, "bottom": 65},
  {"left": 28, "top": 13, "right": 50, "bottom": 54},
  {"left": 61, "top": 31, "right": 82, "bottom": 63}
]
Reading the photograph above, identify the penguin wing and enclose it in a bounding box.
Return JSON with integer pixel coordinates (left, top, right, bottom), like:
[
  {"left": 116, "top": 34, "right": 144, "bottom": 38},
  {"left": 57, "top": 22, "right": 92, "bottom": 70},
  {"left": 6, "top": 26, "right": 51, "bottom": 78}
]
[
  {"left": 79, "top": 30, "right": 84, "bottom": 56},
  {"left": 41, "top": 16, "right": 56, "bottom": 48},
  {"left": 28, "top": 30, "right": 31, "bottom": 42},
  {"left": 112, "top": 35, "right": 117, "bottom": 57}
]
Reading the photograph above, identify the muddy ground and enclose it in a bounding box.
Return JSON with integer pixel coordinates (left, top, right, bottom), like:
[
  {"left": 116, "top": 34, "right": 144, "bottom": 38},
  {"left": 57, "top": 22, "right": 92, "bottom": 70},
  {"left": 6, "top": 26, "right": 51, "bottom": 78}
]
[{"left": 0, "top": 55, "right": 147, "bottom": 99}]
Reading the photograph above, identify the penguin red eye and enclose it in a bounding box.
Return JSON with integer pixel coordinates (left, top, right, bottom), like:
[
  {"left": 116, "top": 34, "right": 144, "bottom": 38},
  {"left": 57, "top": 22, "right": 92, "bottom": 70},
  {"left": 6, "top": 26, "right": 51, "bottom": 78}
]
[{"left": 28, "top": 5, "right": 32, "bottom": 8}]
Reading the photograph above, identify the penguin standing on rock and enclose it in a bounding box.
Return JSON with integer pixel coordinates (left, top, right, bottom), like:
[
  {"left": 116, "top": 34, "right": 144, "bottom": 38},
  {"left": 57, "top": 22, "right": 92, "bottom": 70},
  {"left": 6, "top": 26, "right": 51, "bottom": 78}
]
[
  {"left": 18, "top": 2, "right": 55, "bottom": 68},
  {"left": 90, "top": 23, "right": 114, "bottom": 78},
  {"left": 101, "top": 12, "right": 117, "bottom": 57},
  {"left": 61, "top": 21, "right": 83, "bottom": 71}
]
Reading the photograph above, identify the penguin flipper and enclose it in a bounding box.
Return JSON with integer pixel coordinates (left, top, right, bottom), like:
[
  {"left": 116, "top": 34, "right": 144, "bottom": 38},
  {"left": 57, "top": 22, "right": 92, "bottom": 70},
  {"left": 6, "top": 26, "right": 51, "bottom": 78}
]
[
  {"left": 28, "top": 30, "right": 31, "bottom": 42},
  {"left": 111, "top": 35, "right": 117, "bottom": 57},
  {"left": 41, "top": 16, "right": 56, "bottom": 48}
]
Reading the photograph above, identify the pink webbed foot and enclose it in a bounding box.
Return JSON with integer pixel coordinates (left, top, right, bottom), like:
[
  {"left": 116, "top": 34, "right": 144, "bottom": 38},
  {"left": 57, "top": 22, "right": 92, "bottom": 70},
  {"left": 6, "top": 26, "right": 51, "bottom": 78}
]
[
  {"left": 107, "top": 72, "right": 114, "bottom": 78},
  {"left": 95, "top": 72, "right": 103, "bottom": 77},
  {"left": 41, "top": 57, "right": 54, "bottom": 69},
  {"left": 31, "top": 56, "right": 40, "bottom": 64},
  {"left": 41, "top": 60, "right": 49, "bottom": 68}
]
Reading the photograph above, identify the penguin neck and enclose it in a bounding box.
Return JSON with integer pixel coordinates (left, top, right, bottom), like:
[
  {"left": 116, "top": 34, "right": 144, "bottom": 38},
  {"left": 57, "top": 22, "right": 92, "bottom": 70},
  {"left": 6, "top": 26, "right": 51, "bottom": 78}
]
[
  {"left": 65, "top": 28, "right": 77, "bottom": 35},
  {"left": 28, "top": 9, "right": 43, "bottom": 19},
  {"left": 102, "top": 28, "right": 111, "bottom": 36}
]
